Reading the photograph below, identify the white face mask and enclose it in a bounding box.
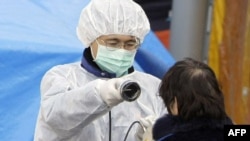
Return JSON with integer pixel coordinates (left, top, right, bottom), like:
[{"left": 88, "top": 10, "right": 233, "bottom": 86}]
[{"left": 92, "top": 43, "right": 137, "bottom": 77}]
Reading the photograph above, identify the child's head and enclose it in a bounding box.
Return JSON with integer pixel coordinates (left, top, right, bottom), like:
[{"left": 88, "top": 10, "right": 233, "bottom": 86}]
[{"left": 159, "top": 58, "right": 227, "bottom": 121}]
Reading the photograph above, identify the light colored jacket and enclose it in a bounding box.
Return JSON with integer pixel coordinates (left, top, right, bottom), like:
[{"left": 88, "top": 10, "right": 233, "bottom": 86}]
[{"left": 34, "top": 62, "right": 166, "bottom": 141}]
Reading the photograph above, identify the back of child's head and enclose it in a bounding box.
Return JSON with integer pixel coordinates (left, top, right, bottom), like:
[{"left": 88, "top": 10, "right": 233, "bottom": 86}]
[{"left": 159, "top": 58, "right": 227, "bottom": 121}]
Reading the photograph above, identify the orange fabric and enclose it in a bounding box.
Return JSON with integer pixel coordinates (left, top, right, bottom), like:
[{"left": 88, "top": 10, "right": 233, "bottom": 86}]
[
  {"left": 219, "top": 0, "right": 249, "bottom": 124},
  {"left": 154, "top": 30, "right": 170, "bottom": 50}
]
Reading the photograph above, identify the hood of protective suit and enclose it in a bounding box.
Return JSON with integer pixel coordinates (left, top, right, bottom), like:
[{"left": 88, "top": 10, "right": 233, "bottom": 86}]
[{"left": 76, "top": 0, "right": 150, "bottom": 47}]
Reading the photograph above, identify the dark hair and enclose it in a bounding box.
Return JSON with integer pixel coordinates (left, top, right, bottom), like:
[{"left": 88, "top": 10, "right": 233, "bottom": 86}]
[{"left": 159, "top": 58, "right": 227, "bottom": 121}]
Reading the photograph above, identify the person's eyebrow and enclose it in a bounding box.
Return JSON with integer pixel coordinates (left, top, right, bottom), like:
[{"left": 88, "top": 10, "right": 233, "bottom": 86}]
[
  {"left": 126, "top": 39, "right": 137, "bottom": 42},
  {"left": 105, "top": 38, "right": 120, "bottom": 42},
  {"left": 105, "top": 38, "right": 136, "bottom": 42}
]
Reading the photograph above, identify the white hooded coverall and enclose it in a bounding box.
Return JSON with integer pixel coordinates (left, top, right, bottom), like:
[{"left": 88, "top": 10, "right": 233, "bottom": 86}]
[{"left": 34, "top": 61, "right": 166, "bottom": 141}]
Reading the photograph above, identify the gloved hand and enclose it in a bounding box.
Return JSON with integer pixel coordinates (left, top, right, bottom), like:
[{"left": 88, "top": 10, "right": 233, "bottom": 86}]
[
  {"left": 135, "top": 115, "right": 156, "bottom": 141},
  {"left": 98, "top": 78, "right": 124, "bottom": 107}
]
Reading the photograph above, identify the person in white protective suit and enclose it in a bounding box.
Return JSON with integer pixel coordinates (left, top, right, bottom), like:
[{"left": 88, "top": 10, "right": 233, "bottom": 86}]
[{"left": 34, "top": 0, "right": 167, "bottom": 141}]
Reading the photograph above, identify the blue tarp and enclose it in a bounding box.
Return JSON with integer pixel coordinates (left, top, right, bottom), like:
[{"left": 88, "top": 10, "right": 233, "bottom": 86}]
[{"left": 0, "top": 0, "right": 175, "bottom": 141}]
